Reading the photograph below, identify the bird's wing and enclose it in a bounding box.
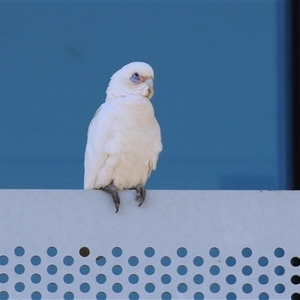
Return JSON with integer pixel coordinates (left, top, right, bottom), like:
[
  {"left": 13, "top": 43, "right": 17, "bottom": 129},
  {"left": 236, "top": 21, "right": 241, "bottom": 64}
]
[{"left": 84, "top": 104, "right": 111, "bottom": 189}]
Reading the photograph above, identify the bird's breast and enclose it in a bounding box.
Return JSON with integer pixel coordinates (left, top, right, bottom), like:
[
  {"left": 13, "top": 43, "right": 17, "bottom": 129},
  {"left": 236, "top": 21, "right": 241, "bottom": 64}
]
[{"left": 102, "top": 96, "right": 161, "bottom": 189}]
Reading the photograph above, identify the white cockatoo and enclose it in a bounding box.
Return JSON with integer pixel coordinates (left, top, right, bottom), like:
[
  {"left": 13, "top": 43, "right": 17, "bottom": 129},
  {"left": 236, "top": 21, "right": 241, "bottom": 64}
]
[{"left": 84, "top": 62, "right": 162, "bottom": 212}]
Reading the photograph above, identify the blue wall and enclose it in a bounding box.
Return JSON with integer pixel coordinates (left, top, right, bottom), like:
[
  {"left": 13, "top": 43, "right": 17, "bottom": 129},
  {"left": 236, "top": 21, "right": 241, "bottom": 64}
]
[{"left": 0, "top": 1, "right": 288, "bottom": 189}]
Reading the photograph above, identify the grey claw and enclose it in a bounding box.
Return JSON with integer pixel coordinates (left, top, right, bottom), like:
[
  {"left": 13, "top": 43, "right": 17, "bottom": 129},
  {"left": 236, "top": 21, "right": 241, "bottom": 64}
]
[
  {"left": 135, "top": 184, "right": 146, "bottom": 207},
  {"left": 102, "top": 184, "right": 120, "bottom": 212}
]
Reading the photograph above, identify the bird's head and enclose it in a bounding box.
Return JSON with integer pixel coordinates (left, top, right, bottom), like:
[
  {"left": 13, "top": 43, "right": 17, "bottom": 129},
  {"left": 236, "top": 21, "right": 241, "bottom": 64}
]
[{"left": 106, "top": 62, "right": 154, "bottom": 101}]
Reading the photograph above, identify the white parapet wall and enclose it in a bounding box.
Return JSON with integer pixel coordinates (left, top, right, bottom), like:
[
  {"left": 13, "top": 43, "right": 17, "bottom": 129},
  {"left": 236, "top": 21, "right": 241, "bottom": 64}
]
[{"left": 0, "top": 190, "right": 299, "bottom": 300}]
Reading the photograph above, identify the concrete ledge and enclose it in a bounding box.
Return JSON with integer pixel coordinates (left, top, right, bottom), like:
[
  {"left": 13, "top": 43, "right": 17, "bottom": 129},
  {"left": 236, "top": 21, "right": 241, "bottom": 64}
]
[{"left": 1, "top": 190, "right": 299, "bottom": 249}]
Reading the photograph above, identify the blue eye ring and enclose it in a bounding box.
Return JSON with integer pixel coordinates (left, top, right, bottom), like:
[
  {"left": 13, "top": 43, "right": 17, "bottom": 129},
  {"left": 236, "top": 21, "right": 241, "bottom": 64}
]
[{"left": 130, "top": 72, "right": 141, "bottom": 83}]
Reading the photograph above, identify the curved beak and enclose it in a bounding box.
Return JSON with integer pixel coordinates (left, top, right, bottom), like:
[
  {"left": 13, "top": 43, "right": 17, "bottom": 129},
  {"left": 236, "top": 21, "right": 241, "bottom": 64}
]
[{"left": 145, "top": 78, "right": 154, "bottom": 99}]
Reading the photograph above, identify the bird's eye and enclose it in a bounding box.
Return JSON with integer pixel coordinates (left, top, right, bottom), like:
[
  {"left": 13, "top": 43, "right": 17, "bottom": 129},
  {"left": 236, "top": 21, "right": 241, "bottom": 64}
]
[{"left": 130, "top": 72, "right": 141, "bottom": 83}]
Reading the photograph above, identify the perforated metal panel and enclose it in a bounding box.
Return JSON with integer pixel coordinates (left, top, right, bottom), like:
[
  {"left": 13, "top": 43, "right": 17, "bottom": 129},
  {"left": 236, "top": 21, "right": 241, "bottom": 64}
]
[{"left": 0, "top": 190, "right": 299, "bottom": 299}]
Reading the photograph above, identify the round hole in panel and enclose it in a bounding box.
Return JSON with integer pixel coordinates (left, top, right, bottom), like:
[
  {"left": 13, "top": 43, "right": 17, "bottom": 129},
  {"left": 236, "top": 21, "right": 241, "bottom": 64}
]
[
  {"left": 47, "top": 264, "right": 57, "bottom": 275},
  {"left": 128, "top": 256, "right": 139, "bottom": 266},
  {"left": 193, "top": 256, "right": 204, "bottom": 267},
  {"left": 274, "top": 265, "right": 285, "bottom": 276},
  {"left": 193, "top": 292, "right": 204, "bottom": 300},
  {"left": 31, "top": 291, "right": 42, "bottom": 300},
  {"left": 31, "top": 256, "right": 41, "bottom": 266},
  {"left": 161, "top": 256, "right": 171, "bottom": 266},
  {"left": 161, "top": 274, "right": 171, "bottom": 284},
  {"left": 226, "top": 292, "right": 237, "bottom": 300},
  {"left": 0, "top": 291, "right": 9, "bottom": 300},
  {"left": 177, "top": 247, "right": 187, "bottom": 258},
  {"left": 226, "top": 274, "right": 236, "bottom": 285},
  {"left": 80, "top": 283, "right": 90, "bottom": 293},
  {"left": 80, "top": 265, "right": 90, "bottom": 275},
  {"left": 112, "top": 265, "right": 123, "bottom": 275},
  {"left": 145, "top": 265, "right": 155, "bottom": 275},
  {"left": 177, "top": 283, "right": 187, "bottom": 293},
  {"left": 291, "top": 257, "right": 300, "bottom": 267},
  {"left": 292, "top": 293, "right": 300, "bottom": 300},
  {"left": 14, "top": 264, "right": 25, "bottom": 275},
  {"left": 79, "top": 247, "right": 90, "bottom": 257},
  {"left": 96, "top": 274, "right": 106, "bottom": 284},
  {"left": 0, "top": 273, "right": 9, "bottom": 283},
  {"left": 209, "top": 247, "right": 220, "bottom": 258},
  {"left": 210, "top": 283, "right": 220, "bottom": 293},
  {"left": 291, "top": 275, "right": 300, "bottom": 284},
  {"left": 274, "top": 283, "right": 285, "bottom": 293},
  {"left": 14, "top": 246, "right": 25, "bottom": 257},
  {"left": 161, "top": 292, "right": 172, "bottom": 300},
  {"left": 15, "top": 282, "right": 25, "bottom": 292},
  {"left": 242, "top": 265, "right": 252, "bottom": 276},
  {"left": 63, "top": 256, "right": 74, "bottom": 266},
  {"left": 242, "top": 247, "right": 252, "bottom": 258},
  {"left": 63, "top": 274, "right": 74, "bottom": 284},
  {"left": 96, "top": 292, "right": 107, "bottom": 300},
  {"left": 129, "top": 291, "right": 139, "bottom": 300},
  {"left": 258, "top": 292, "right": 269, "bottom": 300},
  {"left": 258, "top": 256, "right": 269, "bottom": 267},
  {"left": 112, "top": 247, "right": 122, "bottom": 257},
  {"left": 96, "top": 256, "right": 106, "bottom": 266},
  {"left": 64, "top": 291, "right": 74, "bottom": 300},
  {"left": 210, "top": 265, "right": 220, "bottom": 275},
  {"left": 226, "top": 256, "right": 236, "bottom": 267},
  {"left": 47, "top": 247, "right": 57, "bottom": 257},
  {"left": 144, "top": 247, "right": 155, "bottom": 258},
  {"left": 274, "top": 248, "right": 285, "bottom": 258},
  {"left": 0, "top": 255, "right": 9, "bottom": 266},
  {"left": 31, "top": 274, "right": 41, "bottom": 284},
  {"left": 242, "top": 283, "right": 253, "bottom": 293},
  {"left": 258, "top": 274, "right": 269, "bottom": 285},
  {"left": 112, "top": 283, "right": 123, "bottom": 293},
  {"left": 128, "top": 274, "right": 139, "bottom": 284},
  {"left": 177, "top": 265, "right": 188, "bottom": 275},
  {"left": 47, "top": 283, "right": 58, "bottom": 293},
  {"left": 193, "top": 274, "right": 204, "bottom": 284},
  {"left": 145, "top": 283, "right": 155, "bottom": 293}
]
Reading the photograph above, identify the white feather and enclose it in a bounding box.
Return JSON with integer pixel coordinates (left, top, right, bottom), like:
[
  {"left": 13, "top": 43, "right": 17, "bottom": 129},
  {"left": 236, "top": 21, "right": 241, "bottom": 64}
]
[{"left": 84, "top": 62, "right": 162, "bottom": 190}]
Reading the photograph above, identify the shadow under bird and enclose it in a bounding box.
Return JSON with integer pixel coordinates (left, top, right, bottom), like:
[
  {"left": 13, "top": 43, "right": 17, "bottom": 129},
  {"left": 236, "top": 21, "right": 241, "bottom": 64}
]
[{"left": 84, "top": 62, "right": 162, "bottom": 212}]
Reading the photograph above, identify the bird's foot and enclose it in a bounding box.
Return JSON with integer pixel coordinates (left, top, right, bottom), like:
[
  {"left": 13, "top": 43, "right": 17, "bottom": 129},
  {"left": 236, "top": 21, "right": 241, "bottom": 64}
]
[
  {"left": 135, "top": 184, "right": 146, "bottom": 207},
  {"left": 101, "top": 184, "right": 120, "bottom": 213}
]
